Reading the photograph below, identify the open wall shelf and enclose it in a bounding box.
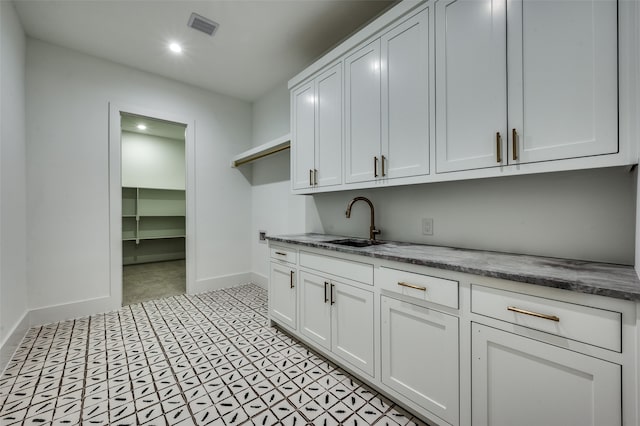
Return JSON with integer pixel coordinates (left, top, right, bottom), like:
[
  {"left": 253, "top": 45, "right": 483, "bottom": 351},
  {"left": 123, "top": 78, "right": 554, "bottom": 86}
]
[{"left": 231, "top": 134, "right": 290, "bottom": 167}]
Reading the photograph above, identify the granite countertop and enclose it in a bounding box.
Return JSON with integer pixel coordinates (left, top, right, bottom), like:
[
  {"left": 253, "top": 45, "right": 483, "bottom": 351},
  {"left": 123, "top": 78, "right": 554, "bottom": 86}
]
[{"left": 267, "top": 233, "right": 640, "bottom": 302}]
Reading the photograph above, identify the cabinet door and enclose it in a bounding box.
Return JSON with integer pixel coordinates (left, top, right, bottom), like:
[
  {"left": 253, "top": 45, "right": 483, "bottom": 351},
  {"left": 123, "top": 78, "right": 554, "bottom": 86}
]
[
  {"left": 299, "top": 271, "right": 331, "bottom": 351},
  {"left": 381, "top": 296, "right": 459, "bottom": 425},
  {"left": 507, "top": 0, "right": 617, "bottom": 164},
  {"left": 269, "top": 263, "right": 297, "bottom": 330},
  {"left": 345, "top": 40, "right": 382, "bottom": 183},
  {"left": 315, "top": 63, "right": 343, "bottom": 188},
  {"left": 381, "top": 9, "right": 430, "bottom": 179},
  {"left": 331, "top": 282, "right": 374, "bottom": 376},
  {"left": 291, "top": 82, "right": 316, "bottom": 189},
  {"left": 472, "top": 323, "right": 621, "bottom": 426},
  {"left": 435, "top": 0, "right": 507, "bottom": 173}
]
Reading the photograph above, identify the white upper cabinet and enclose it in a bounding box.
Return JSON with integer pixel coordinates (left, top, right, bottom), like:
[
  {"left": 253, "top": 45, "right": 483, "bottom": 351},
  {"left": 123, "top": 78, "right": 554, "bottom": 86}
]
[
  {"left": 507, "top": 0, "right": 618, "bottom": 164},
  {"left": 345, "top": 40, "right": 382, "bottom": 183},
  {"left": 315, "top": 65, "right": 343, "bottom": 187},
  {"left": 346, "top": 9, "right": 430, "bottom": 183},
  {"left": 291, "top": 82, "right": 316, "bottom": 189},
  {"left": 435, "top": 0, "right": 507, "bottom": 172},
  {"left": 436, "top": 0, "right": 618, "bottom": 173},
  {"left": 289, "top": 0, "right": 626, "bottom": 193},
  {"left": 291, "top": 63, "right": 342, "bottom": 190},
  {"left": 382, "top": 8, "right": 430, "bottom": 179}
]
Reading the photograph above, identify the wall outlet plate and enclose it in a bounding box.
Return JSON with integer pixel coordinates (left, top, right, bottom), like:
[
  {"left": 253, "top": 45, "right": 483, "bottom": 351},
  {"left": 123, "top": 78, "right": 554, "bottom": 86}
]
[{"left": 422, "top": 218, "right": 433, "bottom": 236}]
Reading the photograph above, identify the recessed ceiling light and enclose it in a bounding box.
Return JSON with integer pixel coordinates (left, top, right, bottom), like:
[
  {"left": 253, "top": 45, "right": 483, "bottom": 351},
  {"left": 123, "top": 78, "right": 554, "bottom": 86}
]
[
  {"left": 169, "top": 42, "right": 182, "bottom": 54},
  {"left": 137, "top": 124, "right": 147, "bottom": 130}
]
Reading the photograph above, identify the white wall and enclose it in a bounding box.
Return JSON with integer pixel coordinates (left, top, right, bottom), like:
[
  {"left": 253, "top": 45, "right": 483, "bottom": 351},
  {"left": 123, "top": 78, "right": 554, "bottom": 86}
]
[
  {"left": 312, "top": 167, "right": 636, "bottom": 264},
  {"left": 0, "top": 1, "right": 29, "bottom": 367},
  {"left": 26, "top": 40, "right": 252, "bottom": 319},
  {"left": 121, "top": 131, "right": 185, "bottom": 190},
  {"left": 250, "top": 82, "right": 307, "bottom": 285}
]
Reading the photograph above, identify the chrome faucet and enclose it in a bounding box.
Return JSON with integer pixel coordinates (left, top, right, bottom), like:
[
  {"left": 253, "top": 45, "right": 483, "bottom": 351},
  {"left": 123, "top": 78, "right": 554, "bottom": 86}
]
[{"left": 345, "top": 196, "right": 381, "bottom": 241}]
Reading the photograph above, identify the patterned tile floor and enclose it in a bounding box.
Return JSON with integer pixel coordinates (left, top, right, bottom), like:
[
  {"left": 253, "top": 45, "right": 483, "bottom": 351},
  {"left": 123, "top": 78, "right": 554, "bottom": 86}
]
[{"left": 0, "top": 284, "right": 429, "bottom": 425}]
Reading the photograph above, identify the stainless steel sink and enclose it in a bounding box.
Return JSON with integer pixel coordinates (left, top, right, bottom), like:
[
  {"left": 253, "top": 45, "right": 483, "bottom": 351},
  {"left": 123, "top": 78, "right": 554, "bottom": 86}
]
[{"left": 327, "top": 238, "right": 386, "bottom": 248}]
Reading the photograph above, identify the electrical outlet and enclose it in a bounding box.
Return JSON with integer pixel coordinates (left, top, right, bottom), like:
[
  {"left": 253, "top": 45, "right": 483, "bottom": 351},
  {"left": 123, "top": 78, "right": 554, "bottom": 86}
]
[
  {"left": 422, "top": 218, "right": 433, "bottom": 236},
  {"left": 258, "top": 230, "right": 267, "bottom": 243}
]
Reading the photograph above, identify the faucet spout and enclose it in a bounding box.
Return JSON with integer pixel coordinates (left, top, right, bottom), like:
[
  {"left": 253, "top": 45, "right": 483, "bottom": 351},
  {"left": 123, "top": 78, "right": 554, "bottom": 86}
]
[{"left": 345, "top": 196, "right": 381, "bottom": 241}]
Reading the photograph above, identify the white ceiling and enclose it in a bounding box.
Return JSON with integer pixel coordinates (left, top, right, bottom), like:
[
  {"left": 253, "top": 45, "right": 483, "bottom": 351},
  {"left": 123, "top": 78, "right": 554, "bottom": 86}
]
[
  {"left": 121, "top": 112, "right": 186, "bottom": 140},
  {"left": 14, "top": 0, "right": 395, "bottom": 102}
]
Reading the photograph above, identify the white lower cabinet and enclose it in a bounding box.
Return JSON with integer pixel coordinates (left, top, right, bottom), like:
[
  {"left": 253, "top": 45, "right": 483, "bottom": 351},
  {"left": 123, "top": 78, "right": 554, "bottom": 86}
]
[
  {"left": 381, "top": 296, "right": 459, "bottom": 425},
  {"left": 268, "top": 243, "right": 636, "bottom": 426},
  {"left": 299, "top": 270, "right": 375, "bottom": 376},
  {"left": 269, "top": 262, "right": 297, "bottom": 331},
  {"left": 471, "top": 323, "right": 621, "bottom": 426},
  {"left": 299, "top": 271, "right": 331, "bottom": 350},
  {"left": 331, "top": 279, "right": 375, "bottom": 376}
]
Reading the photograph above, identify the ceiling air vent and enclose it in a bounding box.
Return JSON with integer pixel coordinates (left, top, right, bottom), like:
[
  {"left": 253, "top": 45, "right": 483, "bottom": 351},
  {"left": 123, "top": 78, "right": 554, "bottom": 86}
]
[{"left": 188, "top": 12, "right": 219, "bottom": 36}]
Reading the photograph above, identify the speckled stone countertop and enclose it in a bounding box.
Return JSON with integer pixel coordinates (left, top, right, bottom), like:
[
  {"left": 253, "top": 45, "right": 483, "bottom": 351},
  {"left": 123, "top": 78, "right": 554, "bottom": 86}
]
[{"left": 267, "top": 233, "right": 640, "bottom": 302}]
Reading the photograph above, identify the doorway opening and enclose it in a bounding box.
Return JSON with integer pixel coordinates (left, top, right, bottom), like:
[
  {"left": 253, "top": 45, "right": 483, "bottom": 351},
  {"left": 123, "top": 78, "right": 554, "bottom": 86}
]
[{"left": 120, "top": 112, "right": 187, "bottom": 305}]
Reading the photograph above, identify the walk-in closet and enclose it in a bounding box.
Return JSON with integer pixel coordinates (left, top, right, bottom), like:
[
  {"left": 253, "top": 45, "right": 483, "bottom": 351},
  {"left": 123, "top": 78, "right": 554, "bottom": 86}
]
[{"left": 120, "top": 113, "right": 186, "bottom": 305}]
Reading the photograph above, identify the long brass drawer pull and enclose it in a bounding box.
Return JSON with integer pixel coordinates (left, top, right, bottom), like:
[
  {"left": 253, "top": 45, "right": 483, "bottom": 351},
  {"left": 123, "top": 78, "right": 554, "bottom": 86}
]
[
  {"left": 290, "top": 271, "right": 294, "bottom": 289},
  {"left": 324, "top": 281, "right": 329, "bottom": 303},
  {"left": 496, "top": 132, "right": 502, "bottom": 163},
  {"left": 398, "top": 282, "right": 427, "bottom": 291},
  {"left": 374, "top": 156, "right": 379, "bottom": 178},
  {"left": 330, "top": 283, "right": 336, "bottom": 305},
  {"left": 507, "top": 306, "right": 559, "bottom": 322},
  {"left": 309, "top": 169, "right": 313, "bottom": 186},
  {"left": 275, "top": 251, "right": 287, "bottom": 256},
  {"left": 314, "top": 169, "right": 318, "bottom": 186},
  {"left": 381, "top": 155, "right": 386, "bottom": 177},
  {"left": 512, "top": 128, "right": 518, "bottom": 160}
]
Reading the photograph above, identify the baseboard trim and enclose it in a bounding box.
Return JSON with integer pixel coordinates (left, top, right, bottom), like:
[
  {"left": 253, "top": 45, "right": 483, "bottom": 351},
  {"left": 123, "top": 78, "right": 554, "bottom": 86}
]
[
  {"left": 251, "top": 272, "right": 268, "bottom": 290},
  {"left": 29, "top": 296, "right": 119, "bottom": 327},
  {"left": 0, "top": 311, "right": 30, "bottom": 374},
  {"left": 193, "top": 272, "right": 254, "bottom": 294}
]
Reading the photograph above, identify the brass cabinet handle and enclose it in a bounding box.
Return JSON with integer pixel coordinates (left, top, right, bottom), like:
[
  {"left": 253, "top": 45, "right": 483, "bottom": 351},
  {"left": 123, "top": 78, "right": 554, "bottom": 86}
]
[
  {"left": 290, "top": 270, "right": 295, "bottom": 289},
  {"left": 324, "top": 281, "right": 329, "bottom": 303},
  {"left": 309, "top": 169, "right": 313, "bottom": 186},
  {"left": 381, "top": 155, "right": 386, "bottom": 177},
  {"left": 507, "top": 306, "right": 559, "bottom": 322},
  {"left": 512, "top": 128, "right": 518, "bottom": 161},
  {"left": 275, "top": 251, "right": 287, "bottom": 256},
  {"left": 330, "top": 283, "right": 336, "bottom": 305},
  {"left": 496, "top": 132, "right": 502, "bottom": 163},
  {"left": 374, "top": 156, "right": 379, "bottom": 178},
  {"left": 398, "top": 281, "right": 427, "bottom": 291},
  {"left": 314, "top": 169, "right": 318, "bottom": 186}
]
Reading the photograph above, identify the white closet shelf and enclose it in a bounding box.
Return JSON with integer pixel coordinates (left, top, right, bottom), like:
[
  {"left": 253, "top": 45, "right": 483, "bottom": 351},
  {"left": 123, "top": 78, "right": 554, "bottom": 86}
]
[
  {"left": 137, "top": 214, "right": 186, "bottom": 218},
  {"left": 123, "top": 235, "right": 186, "bottom": 242},
  {"left": 231, "top": 134, "right": 290, "bottom": 167}
]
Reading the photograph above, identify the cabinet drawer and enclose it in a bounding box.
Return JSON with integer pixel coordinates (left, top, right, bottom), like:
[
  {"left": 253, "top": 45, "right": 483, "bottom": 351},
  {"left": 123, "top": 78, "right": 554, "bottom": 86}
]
[
  {"left": 471, "top": 285, "right": 621, "bottom": 352},
  {"left": 377, "top": 267, "right": 459, "bottom": 309},
  {"left": 299, "top": 251, "right": 373, "bottom": 285},
  {"left": 270, "top": 247, "right": 297, "bottom": 265}
]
